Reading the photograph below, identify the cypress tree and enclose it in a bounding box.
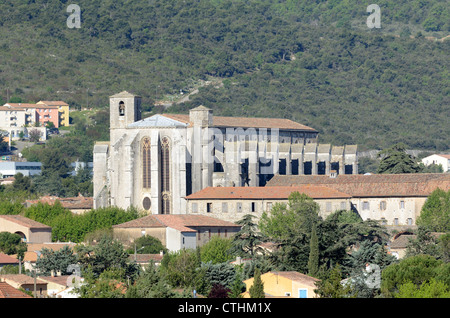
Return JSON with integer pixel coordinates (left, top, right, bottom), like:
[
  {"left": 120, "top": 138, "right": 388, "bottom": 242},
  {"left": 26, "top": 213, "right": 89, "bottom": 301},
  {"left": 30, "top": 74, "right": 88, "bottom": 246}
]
[
  {"left": 249, "top": 268, "right": 265, "bottom": 298},
  {"left": 308, "top": 225, "right": 319, "bottom": 277}
]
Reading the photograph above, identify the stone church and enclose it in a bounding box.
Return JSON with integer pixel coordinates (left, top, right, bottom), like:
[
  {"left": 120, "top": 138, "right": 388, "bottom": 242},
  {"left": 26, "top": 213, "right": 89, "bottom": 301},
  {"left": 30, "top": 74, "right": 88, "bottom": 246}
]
[{"left": 93, "top": 91, "right": 358, "bottom": 214}]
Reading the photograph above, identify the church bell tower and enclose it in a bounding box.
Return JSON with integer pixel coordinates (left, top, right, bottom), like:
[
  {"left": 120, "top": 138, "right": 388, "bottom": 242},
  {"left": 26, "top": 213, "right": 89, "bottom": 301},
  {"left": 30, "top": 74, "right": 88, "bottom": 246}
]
[{"left": 109, "top": 91, "right": 142, "bottom": 129}]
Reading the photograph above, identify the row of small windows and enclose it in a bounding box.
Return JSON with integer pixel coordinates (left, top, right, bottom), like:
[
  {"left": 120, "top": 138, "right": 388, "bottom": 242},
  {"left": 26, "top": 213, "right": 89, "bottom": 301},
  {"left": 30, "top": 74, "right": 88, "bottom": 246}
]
[
  {"left": 361, "top": 200, "right": 406, "bottom": 211},
  {"left": 194, "top": 201, "right": 348, "bottom": 214}
]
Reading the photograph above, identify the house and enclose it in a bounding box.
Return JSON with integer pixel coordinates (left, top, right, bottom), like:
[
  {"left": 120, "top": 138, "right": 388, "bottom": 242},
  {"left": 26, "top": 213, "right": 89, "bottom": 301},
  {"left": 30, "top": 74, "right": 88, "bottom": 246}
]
[
  {"left": 242, "top": 271, "right": 320, "bottom": 298},
  {"left": 38, "top": 275, "right": 81, "bottom": 298},
  {"left": 388, "top": 231, "right": 446, "bottom": 259},
  {"left": 266, "top": 173, "right": 450, "bottom": 229},
  {"left": 37, "top": 101, "right": 70, "bottom": 127},
  {"left": 0, "top": 274, "right": 47, "bottom": 298},
  {"left": 128, "top": 253, "right": 164, "bottom": 268},
  {"left": 421, "top": 154, "right": 450, "bottom": 172},
  {"left": 0, "top": 253, "right": 20, "bottom": 271},
  {"left": 112, "top": 214, "right": 241, "bottom": 252},
  {"left": 388, "top": 231, "right": 415, "bottom": 259},
  {"left": 0, "top": 215, "right": 52, "bottom": 243},
  {"left": 0, "top": 281, "right": 32, "bottom": 298},
  {"left": 185, "top": 185, "right": 352, "bottom": 222},
  {"left": 25, "top": 195, "right": 94, "bottom": 214}
]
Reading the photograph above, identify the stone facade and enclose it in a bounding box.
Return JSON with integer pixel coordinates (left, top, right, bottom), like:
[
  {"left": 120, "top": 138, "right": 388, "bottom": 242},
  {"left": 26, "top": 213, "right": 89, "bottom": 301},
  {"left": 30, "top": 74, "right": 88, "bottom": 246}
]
[
  {"left": 94, "top": 91, "right": 358, "bottom": 215},
  {"left": 185, "top": 185, "right": 352, "bottom": 223}
]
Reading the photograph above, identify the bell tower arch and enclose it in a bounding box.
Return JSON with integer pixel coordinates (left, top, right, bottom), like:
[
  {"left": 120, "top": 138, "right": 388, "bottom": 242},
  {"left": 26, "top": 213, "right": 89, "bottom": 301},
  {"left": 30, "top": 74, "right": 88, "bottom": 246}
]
[{"left": 109, "top": 91, "right": 142, "bottom": 129}]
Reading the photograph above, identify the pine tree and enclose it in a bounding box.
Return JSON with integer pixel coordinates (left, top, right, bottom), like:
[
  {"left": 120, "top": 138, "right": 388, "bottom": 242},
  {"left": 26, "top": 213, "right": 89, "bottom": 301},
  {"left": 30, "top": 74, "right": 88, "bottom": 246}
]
[{"left": 249, "top": 268, "right": 265, "bottom": 298}]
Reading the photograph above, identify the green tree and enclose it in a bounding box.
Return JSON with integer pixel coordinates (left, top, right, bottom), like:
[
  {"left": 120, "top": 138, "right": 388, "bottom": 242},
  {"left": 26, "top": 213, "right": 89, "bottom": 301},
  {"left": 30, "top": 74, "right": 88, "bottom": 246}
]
[
  {"left": 129, "top": 235, "right": 167, "bottom": 255},
  {"left": 126, "top": 262, "right": 176, "bottom": 298},
  {"left": 395, "top": 278, "right": 450, "bottom": 298},
  {"left": 230, "top": 214, "right": 263, "bottom": 257},
  {"left": 259, "top": 192, "right": 321, "bottom": 242},
  {"left": 0, "top": 232, "right": 27, "bottom": 258},
  {"left": 35, "top": 245, "right": 77, "bottom": 276},
  {"left": 381, "top": 254, "right": 448, "bottom": 297},
  {"left": 308, "top": 224, "right": 319, "bottom": 277},
  {"left": 416, "top": 188, "right": 450, "bottom": 232},
  {"left": 377, "top": 143, "right": 422, "bottom": 174},
  {"left": 248, "top": 268, "right": 265, "bottom": 298},
  {"left": 200, "top": 236, "right": 233, "bottom": 264},
  {"left": 314, "top": 265, "right": 353, "bottom": 298}
]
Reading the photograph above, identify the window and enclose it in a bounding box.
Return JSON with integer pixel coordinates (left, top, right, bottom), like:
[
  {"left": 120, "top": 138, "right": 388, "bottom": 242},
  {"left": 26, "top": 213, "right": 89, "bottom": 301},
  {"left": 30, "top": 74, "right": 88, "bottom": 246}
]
[
  {"left": 326, "top": 202, "right": 332, "bottom": 212},
  {"left": 362, "top": 201, "right": 370, "bottom": 210},
  {"left": 266, "top": 202, "right": 273, "bottom": 211},
  {"left": 119, "top": 101, "right": 125, "bottom": 116},
  {"left": 142, "top": 197, "right": 151, "bottom": 211},
  {"left": 207, "top": 203, "right": 212, "bottom": 213},
  {"left": 251, "top": 202, "right": 256, "bottom": 212},
  {"left": 237, "top": 202, "right": 242, "bottom": 213},
  {"left": 380, "top": 201, "right": 386, "bottom": 211},
  {"left": 298, "top": 289, "right": 308, "bottom": 298},
  {"left": 340, "top": 201, "right": 347, "bottom": 210},
  {"left": 222, "top": 202, "right": 228, "bottom": 213},
  {"left": 394, "top": 218, "right": 399, "bottom": 226},
  {"left": 161, "top": 137, "right": 171, "bottom": 214},
  {"left": 142, "top": 137, "right": 151, "bottom": 189},
  {"left": 400, "top": 200, "right": 405, "bottom": 209},
  {"left": 192, "top": 203, "right": 198, "bottom": 213},
  {"left": 381, "top": 218, "right": 387, "bottom": 225},
  {"left": 407, "top": 218, "right": 413, "bottom": 225}
]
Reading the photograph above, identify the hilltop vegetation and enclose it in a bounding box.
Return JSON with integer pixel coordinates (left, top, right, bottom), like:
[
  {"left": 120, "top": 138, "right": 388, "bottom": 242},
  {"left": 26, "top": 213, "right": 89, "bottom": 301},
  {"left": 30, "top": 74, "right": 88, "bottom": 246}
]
[{"left": 0, "top": 0, "right": 448, "bottom": 150}]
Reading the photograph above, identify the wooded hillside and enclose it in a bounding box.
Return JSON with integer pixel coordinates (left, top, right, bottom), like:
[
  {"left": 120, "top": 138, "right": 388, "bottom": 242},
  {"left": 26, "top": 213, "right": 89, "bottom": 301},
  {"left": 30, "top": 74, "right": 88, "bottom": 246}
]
[{"left": 0, "top": 0, "right": 448, "bottom": 150}]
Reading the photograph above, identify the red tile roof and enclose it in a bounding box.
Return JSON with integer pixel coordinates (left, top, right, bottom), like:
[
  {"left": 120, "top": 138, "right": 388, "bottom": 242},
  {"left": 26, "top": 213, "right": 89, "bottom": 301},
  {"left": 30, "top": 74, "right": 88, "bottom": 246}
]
[
  {"left": 37, "top": 101, "right": 69, "bottom": 106},
  {"left": 266, "top": 173, "right": 450, "bottom": 197},
  {"left": 0, "top": 282, "right": 32, "bottom": 298},
  {"left": 162, "top": 113, "right": 317, "bottom": 131},
  {"left": 0, "top": 253, "right": 20, "bottom": 265},
  {"left": 186, "top": 185, "right": 351, "bottom": 200},
  {"left": 113, "top": 214, "right": 240, "bottom": 233},
  {"left": 0, "top": 215, "right": 51, "bottom": 230},
  {"left": 26, "top": 196, "right": 93, "bottom": 210}
]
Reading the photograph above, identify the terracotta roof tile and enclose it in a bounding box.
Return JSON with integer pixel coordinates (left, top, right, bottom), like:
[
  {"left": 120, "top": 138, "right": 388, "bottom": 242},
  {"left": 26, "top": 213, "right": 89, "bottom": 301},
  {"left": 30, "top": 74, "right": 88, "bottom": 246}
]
[
  {"left": 0, "top": 282, "right": 32, "bottom": 298},
  {"left": 162, "top": 113, "right": 317, "bottom": 131},
  {"left": 0, "top": 215, "right": 51, "bottom": 230},
  {"left": 186, "top": 185, "right": 351, "bottom": 200},
  {"left": 0, "top": 274, "right": 47, "bottom": 285},
  {"left": 26, "top": 196, "right": 93, "bottom": 210},
  {"left": 0, "top": 253, "right": 20, "bottom": 265},
  {"left": 266, "top": 173, "right": 450, "bottom": 197}
]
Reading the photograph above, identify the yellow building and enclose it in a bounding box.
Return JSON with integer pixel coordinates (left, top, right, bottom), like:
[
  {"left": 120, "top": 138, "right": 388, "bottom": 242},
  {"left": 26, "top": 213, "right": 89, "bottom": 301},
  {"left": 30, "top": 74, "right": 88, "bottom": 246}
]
[
  {"left": 243, "top": 271, "right": 320, "bottom": 298},
  {"left": 37, "top": 101, "right": 70, "bottom": 127}
]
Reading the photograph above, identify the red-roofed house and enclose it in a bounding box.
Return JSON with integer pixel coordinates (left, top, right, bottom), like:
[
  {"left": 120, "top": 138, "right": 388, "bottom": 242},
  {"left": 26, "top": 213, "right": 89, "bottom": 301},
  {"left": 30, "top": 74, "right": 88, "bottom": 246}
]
[
  {"left": 0, "top": 215, "right": 52, "bottom": 243},
  {"left": 266, "top": 173, "right": 450, "bottom": 228},
  {"left": 0, "top": 253, "right": 20, "bottom": 271},
  {"left": 242, "top": 271, "right": 320, "bottom": 298},
  {"left": 113, "top": 214, "right": 241, "bottom": 251},
  {"left": 0, "top": 281, "right": 32, "bottom": 298},
  {"left": 185, "top": 185, "right": 352, "bottom": 222}
]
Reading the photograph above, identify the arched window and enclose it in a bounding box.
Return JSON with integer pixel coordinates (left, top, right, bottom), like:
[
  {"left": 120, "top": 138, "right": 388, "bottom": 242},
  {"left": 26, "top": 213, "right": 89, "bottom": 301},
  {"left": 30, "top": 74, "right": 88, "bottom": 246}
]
[
  {"left": 161, "top": 136, "right": 171, "bottom": 214},
  {"left": 142, "top": 137, "right": 151, "bottom": 189},
  {"left": 119, "top": 101, "right": 125, "bottom": 116}
]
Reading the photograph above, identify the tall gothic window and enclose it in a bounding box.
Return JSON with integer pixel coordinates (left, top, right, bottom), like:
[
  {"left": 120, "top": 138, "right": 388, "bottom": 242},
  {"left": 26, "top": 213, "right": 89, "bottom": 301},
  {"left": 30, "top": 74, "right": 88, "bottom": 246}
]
[
  {"left": 142, "top": 137, "right": 151, "bottom": 189},
  {"left": 161, "top": 136, "right": 171, "bottom": 214}
]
